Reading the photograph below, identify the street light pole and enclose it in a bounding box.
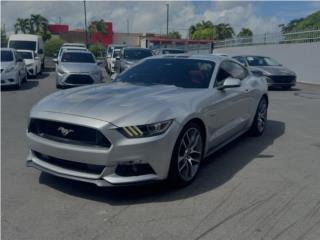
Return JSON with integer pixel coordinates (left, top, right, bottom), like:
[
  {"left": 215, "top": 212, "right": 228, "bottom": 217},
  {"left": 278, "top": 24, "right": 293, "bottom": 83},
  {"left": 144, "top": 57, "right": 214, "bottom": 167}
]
[
  {"left": 83, "top": 0, "right": 88, "bottom": 47},
  {"left": 166, "top": 3, "right": 169, "bottom": 37}
]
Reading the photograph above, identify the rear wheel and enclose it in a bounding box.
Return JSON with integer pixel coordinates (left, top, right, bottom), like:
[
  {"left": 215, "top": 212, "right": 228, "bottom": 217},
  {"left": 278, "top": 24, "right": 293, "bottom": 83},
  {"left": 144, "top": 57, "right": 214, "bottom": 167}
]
[
  {"left": 249, "top": 97, "right": 268, "bottom": 136},
  {"left": 168, "top": 122, "right": 204, "bottom": 186}
]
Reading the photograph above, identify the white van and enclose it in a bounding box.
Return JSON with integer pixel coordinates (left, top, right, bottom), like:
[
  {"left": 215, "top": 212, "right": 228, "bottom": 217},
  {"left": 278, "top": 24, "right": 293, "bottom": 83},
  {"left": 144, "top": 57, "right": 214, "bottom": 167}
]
[{"left": 8, "top": 34, "right": 44, "bottom": 70}]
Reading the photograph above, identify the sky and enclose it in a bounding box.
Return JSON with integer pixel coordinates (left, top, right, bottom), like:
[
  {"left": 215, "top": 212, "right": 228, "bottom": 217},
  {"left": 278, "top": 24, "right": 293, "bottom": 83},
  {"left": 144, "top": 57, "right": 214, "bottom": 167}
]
[{"left": 1, "top": 1, "right": 320, "bottom": 37}]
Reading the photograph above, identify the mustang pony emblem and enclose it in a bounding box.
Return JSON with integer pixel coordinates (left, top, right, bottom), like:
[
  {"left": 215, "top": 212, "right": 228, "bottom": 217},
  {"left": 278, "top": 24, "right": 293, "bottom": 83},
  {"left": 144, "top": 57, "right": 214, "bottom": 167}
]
[{"left": 57, "top": 126, "right": 74, "bottom": 136}]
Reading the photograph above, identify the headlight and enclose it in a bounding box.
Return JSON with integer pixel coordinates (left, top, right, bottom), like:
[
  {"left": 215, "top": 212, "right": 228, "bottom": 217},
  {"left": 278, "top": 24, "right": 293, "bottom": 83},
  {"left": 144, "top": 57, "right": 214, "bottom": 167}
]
[
  {"left": 57, "top": 68, "right": 65, "bottom": 74},
  {"left": 118, "top": 119, "right": 173, "bottom": 138},
  {"left": 5, "top": 66, "right": 14, "bottom": 73}
]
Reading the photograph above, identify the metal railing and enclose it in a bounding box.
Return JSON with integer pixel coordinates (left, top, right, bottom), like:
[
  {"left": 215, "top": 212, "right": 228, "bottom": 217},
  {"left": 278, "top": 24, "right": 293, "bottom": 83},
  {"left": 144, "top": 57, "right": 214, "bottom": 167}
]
[{"left": 215, "top": 29, "right": 320, "bottom": 49}]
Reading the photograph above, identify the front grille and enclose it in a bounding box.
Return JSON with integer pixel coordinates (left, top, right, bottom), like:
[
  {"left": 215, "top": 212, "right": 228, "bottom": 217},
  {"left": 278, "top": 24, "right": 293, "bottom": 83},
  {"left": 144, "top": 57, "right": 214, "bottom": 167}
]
[
  {"left": 34, "top": 151, "right": 105, "bottom": 175},
  {"left": 29, "top": 118, "right": 111, "bottom": 148},
  {"left": 270, "top": 75, "right": 296, "bottom": 83},
  {"left": 65, "top": 74, "right": 93, "bottom": 85}
]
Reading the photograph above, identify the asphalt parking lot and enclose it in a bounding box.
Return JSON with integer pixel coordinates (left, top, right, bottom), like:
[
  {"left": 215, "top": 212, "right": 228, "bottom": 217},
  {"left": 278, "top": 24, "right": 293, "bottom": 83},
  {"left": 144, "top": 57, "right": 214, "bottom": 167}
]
[{"left": 2, "top": 72, "right": 320, "bottom": 240}]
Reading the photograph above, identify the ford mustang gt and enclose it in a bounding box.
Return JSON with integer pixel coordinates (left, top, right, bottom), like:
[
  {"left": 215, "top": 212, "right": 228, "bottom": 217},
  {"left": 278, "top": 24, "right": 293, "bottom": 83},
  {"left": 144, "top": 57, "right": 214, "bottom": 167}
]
[{"left": 26, "top": 55, "right": 268, "bottom": 186}]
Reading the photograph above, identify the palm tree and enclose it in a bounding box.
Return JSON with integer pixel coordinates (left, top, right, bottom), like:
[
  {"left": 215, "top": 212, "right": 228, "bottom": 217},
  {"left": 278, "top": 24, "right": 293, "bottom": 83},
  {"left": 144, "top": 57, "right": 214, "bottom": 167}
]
[
  {"left": 14, "top": 18, "right": 30, "bottom": 34},
  {"left": 215, "top": 23, "right": 234, "bottom": 40},
  {"left": 30, "top": 14, "right": 48, "bottom": 34}
]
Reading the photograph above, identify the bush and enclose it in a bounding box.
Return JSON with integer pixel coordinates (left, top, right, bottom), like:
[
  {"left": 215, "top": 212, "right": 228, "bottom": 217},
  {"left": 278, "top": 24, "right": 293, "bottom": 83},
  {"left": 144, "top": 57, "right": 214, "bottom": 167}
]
[
  {"left": 44, "top": 37, "right": 64, "bottom": 57},
  {"left": 89, "top": 43, "right": 106, "bottom": 58}
]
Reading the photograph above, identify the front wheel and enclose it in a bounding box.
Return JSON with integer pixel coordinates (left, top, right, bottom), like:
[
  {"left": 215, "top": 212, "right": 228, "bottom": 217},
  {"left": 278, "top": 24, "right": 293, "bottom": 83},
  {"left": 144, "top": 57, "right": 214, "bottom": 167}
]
[
  {"left": 249, "top": 97, "right": 268, "bottom": 136},
  {"left": 168, "top": 122, "right": 204, "bottom": 186}
]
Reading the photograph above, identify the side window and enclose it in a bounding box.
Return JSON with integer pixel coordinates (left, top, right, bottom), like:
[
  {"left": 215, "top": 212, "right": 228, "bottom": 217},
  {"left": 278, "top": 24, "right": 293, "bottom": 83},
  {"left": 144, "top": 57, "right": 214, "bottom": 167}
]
[
  {"left": 233, "top": 56, "right": 246, "bottom": 66},
  {"left": 215, "top": 62, "right": 232, "bottom": 87}
]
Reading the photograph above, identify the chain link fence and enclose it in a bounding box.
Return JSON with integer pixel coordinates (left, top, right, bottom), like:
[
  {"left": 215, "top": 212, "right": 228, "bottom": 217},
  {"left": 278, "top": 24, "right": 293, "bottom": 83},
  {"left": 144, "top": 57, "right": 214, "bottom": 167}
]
[{"left": 215, "top": 29, "right": 320, "bottom": 49}]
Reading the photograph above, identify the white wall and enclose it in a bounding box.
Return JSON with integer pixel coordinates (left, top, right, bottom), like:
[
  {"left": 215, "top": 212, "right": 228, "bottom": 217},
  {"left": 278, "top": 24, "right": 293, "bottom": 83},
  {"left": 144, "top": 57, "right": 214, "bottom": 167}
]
[{"left": 216, "top": 42, "right": 320, "bottom": 84}]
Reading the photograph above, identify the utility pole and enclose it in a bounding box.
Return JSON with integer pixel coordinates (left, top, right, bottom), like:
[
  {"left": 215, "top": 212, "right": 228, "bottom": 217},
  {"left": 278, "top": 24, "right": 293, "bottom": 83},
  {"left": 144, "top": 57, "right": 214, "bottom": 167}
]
[
  {"left": 83, "top": 0, "right": 88, "bottom": 47},
  {"left": 127, "top": 19, "right": 129, "bottom": 35},
  {"left": 166, "top": 3, "right": 169, "bottom": 37}
]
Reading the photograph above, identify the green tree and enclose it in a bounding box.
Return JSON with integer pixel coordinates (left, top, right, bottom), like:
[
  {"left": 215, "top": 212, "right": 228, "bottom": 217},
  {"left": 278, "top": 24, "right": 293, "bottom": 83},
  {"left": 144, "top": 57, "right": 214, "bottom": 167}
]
[
  {"left": 14, "top": 14, "right": 50, "bottom": 41},
  {"left": 215, "top": 23, "right": 234, "bottom": 40},
  {"left": 44, "top": 36, "right": 64, "bottom": 57},
  {"left": 89, "top": 43, "right": 106, "bottom": 57},
  {"left": 237, "top": 28, "right": 253, "bottom": 38},
  {"left": 168, "top": 31, "right": 181, "bottom": 39},
  {"left": 89, "top": 19, "right": 107, "bottom": 34},
  {"left": 1, "top": 26, "right": 8, "bottom": 47},
  {"left": 280, "top": 10, "right": 320, "bottom": 33},
  {"left": 14, "top": 18, "right": 30, "bottom": 34}
]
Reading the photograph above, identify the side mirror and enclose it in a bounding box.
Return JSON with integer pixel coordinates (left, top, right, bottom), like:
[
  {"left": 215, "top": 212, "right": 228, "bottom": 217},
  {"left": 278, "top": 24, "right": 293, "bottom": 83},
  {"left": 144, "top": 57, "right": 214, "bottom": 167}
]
[
  {"left": 16, "top": 58, "right": 23, "bottom": 63},
  {"left": 218, "top": 77, "right": 241, "bottom": 90},
  {"left": 38, "top": 49, "right": 43, "bottom": 54},
  {"left": 35, "top": 56, "right": 40, "bottom": 60},
  {"left": 53, "top": 58, "right": 58, "bottom": 64}
]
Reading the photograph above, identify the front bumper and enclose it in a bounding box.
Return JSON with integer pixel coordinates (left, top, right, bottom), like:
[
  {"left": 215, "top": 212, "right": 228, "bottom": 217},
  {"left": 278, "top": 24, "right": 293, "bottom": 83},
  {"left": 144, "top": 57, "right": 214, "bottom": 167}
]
[
  {"left": 26, "top": 112, "right": 180, "bottom": 186},
  {"left": 266, "top": 75, "right": 296, "bottom": 87},
  {"left": 56, "top": 71, "right": 101, "bottom": 87},
  {"left": 26, "top": 65, "right": 36, "bottom": 76},
  {"left": 1, "top": 71, "right": 18, "bottom": 86}
]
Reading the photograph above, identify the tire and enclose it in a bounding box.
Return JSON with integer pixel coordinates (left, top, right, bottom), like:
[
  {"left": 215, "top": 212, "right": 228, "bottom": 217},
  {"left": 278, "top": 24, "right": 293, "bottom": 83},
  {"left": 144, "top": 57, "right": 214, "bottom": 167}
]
[
  {"left": 249, "top": 97, "right": 268, "bottom": 136},
  {"left": 168, "top": 122, "right": 204, "bottom": 186}
]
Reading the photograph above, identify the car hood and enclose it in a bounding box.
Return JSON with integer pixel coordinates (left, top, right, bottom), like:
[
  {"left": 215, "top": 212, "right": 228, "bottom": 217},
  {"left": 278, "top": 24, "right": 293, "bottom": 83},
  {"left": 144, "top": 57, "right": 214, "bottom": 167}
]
[
  {"left": 24, "top": 59, "right": 35, "bottom": 65},
  {"left": 249, "top": 66, "right": 296, "bottom": 76},
  {"left": 1, "top": 61, "right": 15, "bottom": 69},
  {"left": 59, "top": 62, "right": 98, "bottom": 73},
  {"left": 32, "top": 82, "right": 203, "bottom": 127}
]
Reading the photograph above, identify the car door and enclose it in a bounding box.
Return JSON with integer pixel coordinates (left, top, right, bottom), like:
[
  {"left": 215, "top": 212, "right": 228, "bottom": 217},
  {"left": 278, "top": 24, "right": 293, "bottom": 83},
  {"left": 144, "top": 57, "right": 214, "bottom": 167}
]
[{"left": 206, "top": 60, "right": 251, "bottom": 148}]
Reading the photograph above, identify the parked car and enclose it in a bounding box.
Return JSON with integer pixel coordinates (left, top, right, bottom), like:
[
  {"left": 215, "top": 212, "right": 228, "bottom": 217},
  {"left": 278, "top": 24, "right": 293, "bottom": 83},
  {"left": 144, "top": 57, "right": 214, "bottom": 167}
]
[
  {"left": 1, "top": 48, "right": 27, "bottom": 89},
  {"left": 8, "top": 34, "right": 44, "bottom": 69},
  {"left": 155, "top": 48, "right": 187, "bottom": 55},
  {"left": 54, "top": 50, "right": 103, "bottom": 88},
  {"left": 106, "top": 44, "right": 126, "bottom": 73},
  {"left": 233, "top": 55, "right": 296, "bottom": 89},
  {"left": 17, "top": 50, "right": 41, "bottom": 77},
  {"left": 62, "top": 43, "right": 86, "bottom": 48},
  {"left": 26, "top": 55, "right": 268, "bottom": 187},
  {"left": 115, "top": 47, "right": 153, "bottom": 73}
]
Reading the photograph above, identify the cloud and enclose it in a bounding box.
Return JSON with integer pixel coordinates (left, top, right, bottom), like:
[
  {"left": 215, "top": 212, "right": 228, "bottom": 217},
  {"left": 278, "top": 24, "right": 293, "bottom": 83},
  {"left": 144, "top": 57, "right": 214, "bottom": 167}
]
[{"left": 0, "top": 1, "right": 314, "bottom": 38}]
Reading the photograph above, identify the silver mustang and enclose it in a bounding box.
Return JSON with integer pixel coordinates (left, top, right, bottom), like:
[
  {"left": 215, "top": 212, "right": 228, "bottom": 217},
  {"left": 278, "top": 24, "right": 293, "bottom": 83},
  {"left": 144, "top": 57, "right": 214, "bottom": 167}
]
[{"left": 26, "top": 55, "right": 268, "bottom": 186}]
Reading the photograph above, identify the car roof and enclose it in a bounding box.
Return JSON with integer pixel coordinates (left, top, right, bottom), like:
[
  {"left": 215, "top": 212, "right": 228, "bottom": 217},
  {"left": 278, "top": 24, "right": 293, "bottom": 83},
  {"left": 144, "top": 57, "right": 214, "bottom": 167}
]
[
  {"left": 161, "top": 48, "right": 186, "bottom": 51},
  {"left": 17, "top": 49, "right": 34, "bottom": 53},
  {"left": 149, "top": 54, "right": 229, "bottom": 63},
  {"left": 9, "top": 34, "right": 40, "bottom": 41},
  {"left": 233, "top": 55, "right": 268, "bottom": 58},
  {"left": 62, "top": 49, "right": 93, "bottom": 54},
  {"left": 123, "top": 47, "right": 152, "bottom": 51},
  {"left": 63, "top": 43, "right": 86, "bottom": 47}
]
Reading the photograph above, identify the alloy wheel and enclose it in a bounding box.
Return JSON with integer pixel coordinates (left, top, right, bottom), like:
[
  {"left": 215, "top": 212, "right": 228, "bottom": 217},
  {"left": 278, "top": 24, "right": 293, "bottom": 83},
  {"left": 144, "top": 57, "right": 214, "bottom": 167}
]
[
  {"left": 177, "top": 127, "right": 203, "bottom": 182},
  {"left": 257, "top": 101, "right": 267, "bottom": 133}
]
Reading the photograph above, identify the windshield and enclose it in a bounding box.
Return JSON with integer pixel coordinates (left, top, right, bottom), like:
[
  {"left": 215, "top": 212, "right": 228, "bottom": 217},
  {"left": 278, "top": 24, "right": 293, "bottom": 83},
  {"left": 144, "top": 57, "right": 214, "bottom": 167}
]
[
  {"left": 117, "top": 58, "right": 215, "bottom": 88},
  {"left": 61, "top": 52, "right": 95, "bottom": 63},
  {"left": 18, "top": 51, "right": 33, "bottom": 59},
  {"left": 1, "top": 50, "right": 14, "bottom": 61},
  {"left": 163, "top": 49, "right": 185, "bottom": 54},
  {"left": 123, "top": 49, "right": 152, "bottom": 60},
  {"left": 246, "top": 56, "right": 281, "bottom": 66},
  {"left": 113, "top": 50, "right": 121, "bottom": 58},
  {"left": 9, "top": 40, "right": 36, "bottom": 51}
]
